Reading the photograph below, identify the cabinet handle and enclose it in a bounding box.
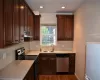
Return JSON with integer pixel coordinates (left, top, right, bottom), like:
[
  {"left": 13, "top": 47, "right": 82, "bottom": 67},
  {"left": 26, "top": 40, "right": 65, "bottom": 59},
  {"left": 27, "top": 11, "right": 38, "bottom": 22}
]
[{"left": 50, "top": 58, "right": 55, "bottom": 60}]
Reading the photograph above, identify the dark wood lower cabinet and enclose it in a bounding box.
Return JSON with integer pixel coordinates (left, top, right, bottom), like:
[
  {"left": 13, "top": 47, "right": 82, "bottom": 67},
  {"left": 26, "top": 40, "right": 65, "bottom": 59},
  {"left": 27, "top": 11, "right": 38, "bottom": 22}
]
[
  {"left": 24, "top": 53, "right": 75, "bottom": 80},
  {"left": 23, "top": 64, "right": 34, "bottom": 80},
  {"left": 38, "top": 53, "right": 75, "bottom": 75},
  {"left": 39, "top": 54, "right": 56, "bottom": 75},
  {"left": 69, "top": 54, "right": 75, "bottom": 74}
]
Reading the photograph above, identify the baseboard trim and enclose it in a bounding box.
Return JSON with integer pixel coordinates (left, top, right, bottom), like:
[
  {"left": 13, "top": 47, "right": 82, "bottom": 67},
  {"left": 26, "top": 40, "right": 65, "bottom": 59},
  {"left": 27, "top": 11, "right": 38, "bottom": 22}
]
[{"left": 75, "top": 73, "right": 80, "bottom": 80}]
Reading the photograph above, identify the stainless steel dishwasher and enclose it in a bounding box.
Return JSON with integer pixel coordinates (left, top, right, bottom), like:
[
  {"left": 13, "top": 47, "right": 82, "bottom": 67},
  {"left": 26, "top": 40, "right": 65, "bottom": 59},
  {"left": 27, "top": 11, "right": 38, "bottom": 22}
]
[{"left": 56, "top": 54, "right": 69, "bottom": 73}]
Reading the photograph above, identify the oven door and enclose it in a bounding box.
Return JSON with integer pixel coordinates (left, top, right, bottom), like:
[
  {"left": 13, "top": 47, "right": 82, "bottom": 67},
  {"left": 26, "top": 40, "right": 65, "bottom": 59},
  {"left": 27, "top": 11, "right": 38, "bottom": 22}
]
[{"left": 17, "top": 54, "right": 25, "bottom": 60}]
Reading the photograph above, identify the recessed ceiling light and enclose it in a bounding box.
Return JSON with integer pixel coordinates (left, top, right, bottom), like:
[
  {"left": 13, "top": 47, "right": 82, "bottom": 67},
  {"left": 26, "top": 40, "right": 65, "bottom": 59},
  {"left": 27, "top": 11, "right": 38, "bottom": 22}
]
[
  {"left": 61, "top": 6, "right": 65, "bottom": 9},
  {"left": 40, "top": 6, "right": 43, "bottom": 9}
]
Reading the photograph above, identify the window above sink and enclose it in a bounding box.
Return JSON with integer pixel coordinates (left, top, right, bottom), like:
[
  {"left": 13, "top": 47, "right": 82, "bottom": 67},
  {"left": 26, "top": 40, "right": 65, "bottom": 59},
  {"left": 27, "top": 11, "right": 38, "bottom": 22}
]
[{"left": 40, "top": 24, "right": 57, "bottom": 46}]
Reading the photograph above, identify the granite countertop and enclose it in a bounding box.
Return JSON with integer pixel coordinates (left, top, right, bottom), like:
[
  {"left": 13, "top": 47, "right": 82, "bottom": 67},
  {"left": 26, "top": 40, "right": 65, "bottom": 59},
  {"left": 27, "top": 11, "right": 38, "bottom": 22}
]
[
  {"left": 25, "top": 50, "right": 76, "bottom": 56},
  {"left": 0, "top": 60, "right": 34, "bottom": 80}
]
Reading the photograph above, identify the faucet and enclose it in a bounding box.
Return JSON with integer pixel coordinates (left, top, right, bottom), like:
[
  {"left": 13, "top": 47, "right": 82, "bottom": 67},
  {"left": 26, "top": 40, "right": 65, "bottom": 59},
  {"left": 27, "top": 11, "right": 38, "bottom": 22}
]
[
  {"left": 40, "top": 47, "right": 42, "bottom": 52},
  {"left": 51, "top": 44, "right": 54, "bottom": 52}
]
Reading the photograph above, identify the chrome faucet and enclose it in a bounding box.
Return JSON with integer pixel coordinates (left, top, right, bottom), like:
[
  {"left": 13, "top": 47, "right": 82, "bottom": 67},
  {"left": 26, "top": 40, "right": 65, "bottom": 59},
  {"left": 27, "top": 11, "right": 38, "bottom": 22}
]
[
  {"left": 51, "top": 44, "right": 54, "bottom": 52},
  {"left": 40, "top": 47, "right": 42, "bottom": 52}
]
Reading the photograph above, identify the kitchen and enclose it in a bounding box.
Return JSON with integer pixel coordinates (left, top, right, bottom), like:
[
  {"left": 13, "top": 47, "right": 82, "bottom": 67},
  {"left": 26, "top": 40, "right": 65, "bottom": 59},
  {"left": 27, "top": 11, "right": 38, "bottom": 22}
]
[{"left": 0, "top": 0, "right": 100, "bottom": 80}]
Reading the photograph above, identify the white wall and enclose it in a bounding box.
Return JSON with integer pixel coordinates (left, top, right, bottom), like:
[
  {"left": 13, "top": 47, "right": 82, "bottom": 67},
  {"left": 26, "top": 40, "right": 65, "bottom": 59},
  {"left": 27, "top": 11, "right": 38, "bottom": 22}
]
[
  {"left": 0, "top": 42, "right": 30, "bottom": 70},
  {"left": 86, "top": 43, "right": 100, "bottom": 80},
  {"left": 30, "top": 13, "right": 73, "bottom": 51},
  {"left": 40, "top": 13, "right": 57, "bottom": 24},
  {"left": 73, "top": 1, "right": 100, "bottom": 80}
]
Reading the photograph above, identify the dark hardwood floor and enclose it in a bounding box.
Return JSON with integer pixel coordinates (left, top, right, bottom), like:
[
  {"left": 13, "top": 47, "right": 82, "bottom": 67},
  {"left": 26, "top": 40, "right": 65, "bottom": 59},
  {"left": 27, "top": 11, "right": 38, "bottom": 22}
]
[{"left": 39, "top": 75, "right": 78, "bottom": 80}]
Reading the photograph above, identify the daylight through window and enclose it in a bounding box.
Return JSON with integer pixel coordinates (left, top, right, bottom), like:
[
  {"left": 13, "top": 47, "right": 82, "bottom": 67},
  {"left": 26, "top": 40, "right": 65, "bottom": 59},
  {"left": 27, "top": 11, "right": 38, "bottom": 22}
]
[{"left": 40, "top": 25, "right": 57, "bottom": 46}]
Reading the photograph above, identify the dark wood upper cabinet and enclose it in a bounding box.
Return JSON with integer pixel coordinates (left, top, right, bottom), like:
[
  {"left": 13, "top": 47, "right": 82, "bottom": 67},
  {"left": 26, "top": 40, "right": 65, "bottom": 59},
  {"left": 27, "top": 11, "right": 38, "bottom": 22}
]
[
  {"left": 0, "top": 0, "right": 37, "bottom": 48},
  {"left": 65, "top": 15, "right": 74, "bottom": 40},
  {"left": 57, "top": 15, "right": 65, "bottom": 40},
  {"left": 27, "top": 9, "right": 34, "bottom": 38},
  {"left": 57, "top": 15, "right": 74, "bottom": 41},
  {"left": 0, "top": 0, "right": 15, "bottom": 48},
  {"left": 24, "top": 3, "right": 28, "bottom": 32},
  {"left": 34, "top": 15, "right": 41, "bottom": 40},
  {"left": 0, "top": 0, "right": 4, "bottom": 48},
  {"left": 4, "top": 0, "right": 13, "bottom": 46},
  {"left": 19, "top": 0, "right": 25, "bottom": 42},
  {"left": 13, "top": 0, "right": 20, "bottom": 43}
]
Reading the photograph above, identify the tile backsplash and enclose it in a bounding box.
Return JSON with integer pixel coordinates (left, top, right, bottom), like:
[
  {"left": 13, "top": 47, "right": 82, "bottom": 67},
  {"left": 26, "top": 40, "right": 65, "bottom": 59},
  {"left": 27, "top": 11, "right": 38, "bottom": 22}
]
[
  {"left": 30, "top": 41, "right": 73, "bottom": 51},
  {"left": 0, "top": 42, "right": 30, "bottom": 70}
]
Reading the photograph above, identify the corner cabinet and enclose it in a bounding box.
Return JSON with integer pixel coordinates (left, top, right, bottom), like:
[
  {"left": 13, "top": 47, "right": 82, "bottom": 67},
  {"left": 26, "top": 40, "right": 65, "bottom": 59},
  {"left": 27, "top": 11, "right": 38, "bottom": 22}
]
[{"left": 57, "top": 15, "right": 74, "bottom": 41}]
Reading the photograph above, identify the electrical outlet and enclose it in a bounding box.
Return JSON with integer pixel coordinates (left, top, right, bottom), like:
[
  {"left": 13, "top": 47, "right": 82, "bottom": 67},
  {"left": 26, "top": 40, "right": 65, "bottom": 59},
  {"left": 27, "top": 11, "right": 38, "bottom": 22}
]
[{"left": 3, "top": 53, "right": 6, "bottom": 59}]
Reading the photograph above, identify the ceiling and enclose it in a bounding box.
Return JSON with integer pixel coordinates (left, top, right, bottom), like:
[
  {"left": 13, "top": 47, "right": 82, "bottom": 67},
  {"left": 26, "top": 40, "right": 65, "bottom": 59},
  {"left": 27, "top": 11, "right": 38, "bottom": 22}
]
[{"left": 25, "top": 0, "right": 85, "bottom": 13}]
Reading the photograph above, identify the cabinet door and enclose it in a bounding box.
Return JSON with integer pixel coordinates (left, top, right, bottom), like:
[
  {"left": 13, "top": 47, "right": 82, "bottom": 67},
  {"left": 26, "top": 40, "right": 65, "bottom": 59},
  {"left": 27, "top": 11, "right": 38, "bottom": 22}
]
[
  {"left": 65, "top": 15, "right": 74, "bottom": 40},
  {"left": 34, "top": 15, "right": 40, "bottom": 40},
  {"left": 39, "top": 57, "right": 50, "bottom": 75},
  {"left": 39, "top": 54, "right": 56, "bottom": 75},
  {"left": 13, "top": 0, "right": 20, "bottom": 43},
  {"left": 50, "top": 57, "right": 56, "bottom": 74},
  {"left": 19, "top": 0, "right": 25, "bottom": 42},
  {"left": 57, "top": 15, "right": 65, "bottom": 40},
  {"left": 0, "top": 0, "right": 4, "bottom": 48},
  {"left": 27, "top": 10, "right": 34, "bottom": 38},
  {"left": 24, "top": 4, "right": 28, "bottom": 32},
  {"left": 69, "top": 54, "right": 75, "bottom": 74},
  {"left": 4, "top": 0, "right": 13, "bottom": 46}
]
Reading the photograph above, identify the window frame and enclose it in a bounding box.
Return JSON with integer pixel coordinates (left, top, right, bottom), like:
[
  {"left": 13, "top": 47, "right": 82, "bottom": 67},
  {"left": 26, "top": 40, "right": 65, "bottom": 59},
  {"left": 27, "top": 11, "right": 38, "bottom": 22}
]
[{"left": 40, "top": 24, "right": 57, "bottom": 46}]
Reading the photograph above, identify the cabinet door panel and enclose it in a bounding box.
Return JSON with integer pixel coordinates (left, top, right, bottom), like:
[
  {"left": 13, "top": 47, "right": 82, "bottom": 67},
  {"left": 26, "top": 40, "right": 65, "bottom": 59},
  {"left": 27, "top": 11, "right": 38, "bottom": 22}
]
[
  {"left": 19, "top": 0, "right": 25, "bottom": 42},
  {"left": 69, "top": 54, "right": 75, "bottom": 74},
  {"left": 50, "top": 58, "right": 56, "bottom": 74},
  {"left": 57, "top": 15, "right": 74, "bottom": 41},
  {"left": 34, "top": 15, "right": 40, "bottom": 40},
  {"left": 4, "top": 0, "right": 13, "bottom": 46},
  {"left": 39, "top": 54, "right": 56, "bottom": 75},
  {"left": 24, "top": 4, "right": 28, "bottom": 32},
  {"left": 27, "top": 10, "right": 34, "bottom": 38},
  {"left": 65, "top": 15, "right": 74, "bottom": 40},
  {"left": 39, "top": 57, "right": 50, "bottom": 74},
  {"left": 13, "top": 0, "right": 20, "bottom": 43},
  {"left": 57, "top": 15, "right": 65, "bottom": 40},
  {"left": 0, "top": 0, "right": 4, "bottom": 48}
]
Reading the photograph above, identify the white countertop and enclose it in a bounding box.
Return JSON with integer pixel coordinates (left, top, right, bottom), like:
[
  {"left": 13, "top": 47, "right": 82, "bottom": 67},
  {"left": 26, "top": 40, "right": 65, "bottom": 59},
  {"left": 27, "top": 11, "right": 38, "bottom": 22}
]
[
  {"left": 25, "top": 50, "right": 75, "bottom": 56},
  {"left": 0, "top": 60, "right": 34, "bottom": 80}
]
